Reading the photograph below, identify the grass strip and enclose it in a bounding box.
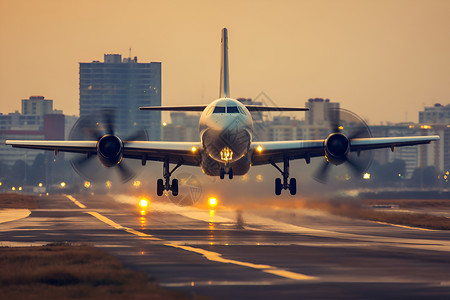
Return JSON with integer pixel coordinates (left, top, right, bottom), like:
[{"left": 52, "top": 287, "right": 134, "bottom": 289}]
[{"left": 0, "top": 243, "right": 210, "bottom": 300}]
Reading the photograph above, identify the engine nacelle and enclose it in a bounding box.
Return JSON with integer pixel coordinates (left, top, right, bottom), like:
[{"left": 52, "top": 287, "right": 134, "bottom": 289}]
[
  {"left": 96, "top": 135, "right": 124, "bottom": 167},
  {"left": 324, "top": 133, "right": 350, "bottom": 166}
]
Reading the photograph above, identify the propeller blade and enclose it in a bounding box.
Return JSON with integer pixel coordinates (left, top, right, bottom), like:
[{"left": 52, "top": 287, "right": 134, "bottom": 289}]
[
  {"left": 117, "top": 160, "right": 136, "bottom": 182},
  {"left": 72, "top": 153, "right": 96, "bottom": 167},
  {"left": 348, "top": 127, "right": 369, "bottom": 140},
  {"left": 124, "top": 128, "right": 148, "bottom": 142},
  {"left": 102, "top": 109, "right": 115, "bottom": 135},
  {"left": 328, "top": 108, "right": 341, "bottom": 133},
  {"left": 345, "top": 157, "right": 366, "bottom": 177},
  {"left": 314, "top": 160, "right": 331, "bottom": 183}
]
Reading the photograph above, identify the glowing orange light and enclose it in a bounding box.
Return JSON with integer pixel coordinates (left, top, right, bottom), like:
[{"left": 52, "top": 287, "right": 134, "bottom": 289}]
[
  {"left": 139, "top": 198, "right": 149, "bottom": 208},
  {"left": 256, "top": 145, "right": 263, "bottom": 152},
  {"left": 208, "top": 197, "right": 217, "bottom": 208}
]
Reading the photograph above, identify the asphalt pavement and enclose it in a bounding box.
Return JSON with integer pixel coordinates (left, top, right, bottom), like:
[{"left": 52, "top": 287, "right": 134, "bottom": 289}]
[{"left": 1, "top": 193, "right": 450, "bottom": 299}]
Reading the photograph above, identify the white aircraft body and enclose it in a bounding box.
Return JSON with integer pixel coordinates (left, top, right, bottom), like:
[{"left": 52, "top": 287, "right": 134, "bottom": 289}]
[{"left": 6, "top": 28, "right": 440, "bottom": 196}]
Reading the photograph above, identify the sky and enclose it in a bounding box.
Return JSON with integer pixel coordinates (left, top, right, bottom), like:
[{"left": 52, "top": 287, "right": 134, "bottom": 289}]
[{"left": 1, "top": 0, "right": 449, "bottom": 124}]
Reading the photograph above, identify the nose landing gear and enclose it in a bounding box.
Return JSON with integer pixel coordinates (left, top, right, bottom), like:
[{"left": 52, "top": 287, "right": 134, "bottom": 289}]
[
  {"left": 271, "top": 157, "right": 296, "bottom": 196},
  {"left": 219, "top": 167, "right": 233, "bottom": 180},
  {"left": 157, "top": 158, "right": 182, "bottom": 196}
]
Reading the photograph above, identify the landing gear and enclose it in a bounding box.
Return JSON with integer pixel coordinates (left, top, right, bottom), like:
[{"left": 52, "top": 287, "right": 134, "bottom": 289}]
[
  {"left": 219, "top": 167, "right": 233, "bottom": 180},
  {"left": 270, "top": 156, "right": 297, "bottom": 196},
  {"left": 275, "top": 178, "right": 282, "bottom": 195},
  {"left": 156, "top": 158, "right": 182, "bottom": 196}
]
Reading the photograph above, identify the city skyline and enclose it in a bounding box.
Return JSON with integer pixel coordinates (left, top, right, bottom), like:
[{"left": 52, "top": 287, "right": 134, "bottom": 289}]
[{"left": 1, "top": 0, "right": 450, "bottom": 125}]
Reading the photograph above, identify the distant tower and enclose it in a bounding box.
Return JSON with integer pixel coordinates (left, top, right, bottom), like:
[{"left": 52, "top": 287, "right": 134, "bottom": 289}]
[
  {"left": 22, "top": 96, "right": 53, "bottom": 116},
  {"left": 305, "top": 98, "right": 340, "bottom": 126},
  {"left": 79, "top": 54, "right": 161, "bottom": 140}
]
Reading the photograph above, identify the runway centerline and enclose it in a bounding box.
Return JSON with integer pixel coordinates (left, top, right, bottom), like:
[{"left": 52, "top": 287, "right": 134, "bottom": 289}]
[{"left": 71, "top": 195, "right": 319, "bottom": 282}]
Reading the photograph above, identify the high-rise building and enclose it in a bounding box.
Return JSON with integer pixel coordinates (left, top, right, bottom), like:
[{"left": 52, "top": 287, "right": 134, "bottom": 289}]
[
  {"left": 22, "top": 96, "right": 53, "bottom": 116},
  {"left": 79, "top": 54, "right": 161, "bottom": 140},
  {"left": 0, "top": 96, "right": 64, "bottom": 166},
  {"left": 419, "top": 103, "right": 450, "bottom": 124},
  {"left": 305, "top": 98, "right": 339, "bottom": 126}
]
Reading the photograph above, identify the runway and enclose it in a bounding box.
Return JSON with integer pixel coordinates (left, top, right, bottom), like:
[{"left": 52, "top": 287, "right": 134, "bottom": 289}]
[{"left": 1, "top": 193, "right": 450, "bottom": 299}]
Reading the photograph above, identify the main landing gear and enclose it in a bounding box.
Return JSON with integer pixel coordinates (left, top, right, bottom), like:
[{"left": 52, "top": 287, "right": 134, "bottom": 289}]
[
  {"left": 270, "top": 157, "right": 296, "bottom": 196},
  {"left": 157, "top": 158, "right": 182, "bottom": 196},
  {"left": 219, "top": 167, "right": 233, "bottom": 180}
]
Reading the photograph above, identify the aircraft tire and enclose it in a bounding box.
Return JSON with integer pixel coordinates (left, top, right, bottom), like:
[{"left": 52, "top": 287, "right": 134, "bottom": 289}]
[
  {"left": 172, "top": 179, "right": 179, "bottom": 196},
  {"left": 157, "top": 179, "right": 164, "bottom": 196},
  {"left": 289, "top": 178, "right": 297, "bottom": 195},
  {"left": 228, "top": 168, "right": 233, "bottom": 180},
  {"left": 275, "top": 178, "right": 282, "bottom": 195},
  {"left": 220, "top": 168, "right": 225, "bottom": 180}
]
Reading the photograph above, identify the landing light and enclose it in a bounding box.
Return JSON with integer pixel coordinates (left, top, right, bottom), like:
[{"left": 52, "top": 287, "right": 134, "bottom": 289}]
[
  {"left": 191, "top": 146, "right": 197, "bottom": 152},
  {"left": 363, "top": 173, "right": 371, "bottom": 180},
  {"left": 84, "top": 181, "right": 91, "bottom": 188},
  {"left": 60, "top": 182, "right": 66, "bottom": 188},
  {"left": 208, "top": 197, "right": 218, "bottom": 208},
  {"left": 139, "top": 198, "right": 149, "bottom": 209},
  {"left": 220, "top": 147, "right": 233, "bottom": 161},
  {"left": 38, "top": 183, "right": 43, "bottom": 187},
  {"left": 256, "top": 145, "right": 263, "bottom": 152}
]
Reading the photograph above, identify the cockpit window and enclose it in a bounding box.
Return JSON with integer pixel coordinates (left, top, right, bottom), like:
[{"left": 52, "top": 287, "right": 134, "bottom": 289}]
[
  {"left": 213, "top": 106, "right": 226, "bottom": 113},
  {"left": 237, "top": 106, "right": 245, "bottom": 114},
  {"left": 227, "top": 106, "right": 239, "bottom": 113}
]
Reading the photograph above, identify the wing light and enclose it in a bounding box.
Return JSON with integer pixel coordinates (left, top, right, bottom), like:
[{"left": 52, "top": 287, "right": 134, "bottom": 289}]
[{"left": 256, "top": 145, "right": 263, "bottom": 153}]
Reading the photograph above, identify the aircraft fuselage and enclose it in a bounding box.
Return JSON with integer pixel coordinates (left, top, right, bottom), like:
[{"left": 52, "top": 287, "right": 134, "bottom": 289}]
[{"left": 199, "top": 98, "right": 253, "bottom": 176}]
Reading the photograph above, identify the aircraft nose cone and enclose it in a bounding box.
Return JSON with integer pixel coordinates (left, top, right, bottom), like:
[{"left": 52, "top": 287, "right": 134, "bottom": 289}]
[{"left": 202, "top": 126, "right": 251, "bottom": 163}]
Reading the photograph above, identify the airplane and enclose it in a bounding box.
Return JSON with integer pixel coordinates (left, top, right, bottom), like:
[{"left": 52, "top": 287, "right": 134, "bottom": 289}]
[{"left": 5, "top": 28, "right": 440, "bottom": 196}]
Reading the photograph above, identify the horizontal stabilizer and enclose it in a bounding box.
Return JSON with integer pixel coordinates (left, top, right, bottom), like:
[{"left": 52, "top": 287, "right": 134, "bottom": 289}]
[
  {"left": 245, "top": 106, "right": 309, "bottom": 112},
  {"left": 140, "top": 105, "right": 207, "bottom": 111},
  {"left": 140, "top": 105, "right": 309, "bottom": 112}
]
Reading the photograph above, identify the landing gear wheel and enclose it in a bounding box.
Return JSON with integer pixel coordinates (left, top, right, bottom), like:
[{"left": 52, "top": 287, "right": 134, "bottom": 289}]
[
  {"left": 220, "top": 168, "right": 225, "bottom": 180},
  {"left": 172, "top": 179, "right": 179, "bottom": 196},
  {"left": 289, "top": 178, "right": 297, "bottom": 195},
  {"left": 228, "top": 168, "right": 233, "bottom": 180},
  {"left": 275, "top": 178, "right": 282, "bottom": 196},
  {"left": 157, "top": 179, "right": 164, "bottom": 196}
]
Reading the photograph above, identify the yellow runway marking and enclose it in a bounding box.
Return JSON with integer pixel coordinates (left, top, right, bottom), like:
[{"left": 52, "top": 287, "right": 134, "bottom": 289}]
[
  {"left": 66, "top": 195, "right": 317, "bottom": 281},
  {"left": 375, "top": 221, "right": 435, "bottom": 231},
  {"left": 87, "top": 211, "right": 161, "bottom": 241},
  {"left": 166, "top": 244, "right": 317, "bottom": 281},
  {"left": 65, "top": 195, "right": 86, "bottom": 209}
]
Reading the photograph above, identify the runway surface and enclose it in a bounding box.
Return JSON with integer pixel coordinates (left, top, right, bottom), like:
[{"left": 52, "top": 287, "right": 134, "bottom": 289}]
[{"left": 1, "top": 193, "right": 450, "bottom": 299}]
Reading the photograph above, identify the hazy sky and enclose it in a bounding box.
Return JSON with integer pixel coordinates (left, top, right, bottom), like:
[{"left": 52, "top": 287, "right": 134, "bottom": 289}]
[{"left": 1, "top": 0, "right": 449, "bottom": 124}]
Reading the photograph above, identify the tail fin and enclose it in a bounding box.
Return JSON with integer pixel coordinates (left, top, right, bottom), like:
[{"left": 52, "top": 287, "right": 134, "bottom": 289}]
[{"left": 219, "top": 28, "right": 230, "bottom": 98}]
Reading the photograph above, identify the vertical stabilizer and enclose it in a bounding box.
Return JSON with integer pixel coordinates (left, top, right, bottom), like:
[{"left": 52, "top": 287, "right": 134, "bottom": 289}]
[{"left": 219, "top": 28, "right": 230, "bottom": 98}]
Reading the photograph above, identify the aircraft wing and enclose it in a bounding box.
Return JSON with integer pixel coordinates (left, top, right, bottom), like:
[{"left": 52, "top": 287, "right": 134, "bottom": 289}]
[
  {"left": 250, "top": 135, "right": 440, "bottom": 166},
  {"left": 139, "top": 105, "right": 308, "bottom": 112},
  {"left": 5, "top": 140, "right": 203, "bottom": 166}
]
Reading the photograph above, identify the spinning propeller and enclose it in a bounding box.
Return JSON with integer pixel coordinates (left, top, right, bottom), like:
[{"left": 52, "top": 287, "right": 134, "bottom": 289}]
[
  {"left": 68, "top": 109, "right": 148, "bottom": 183},
  {"left": 313, "top": 108, "right": 373, "bottom": 183}
]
